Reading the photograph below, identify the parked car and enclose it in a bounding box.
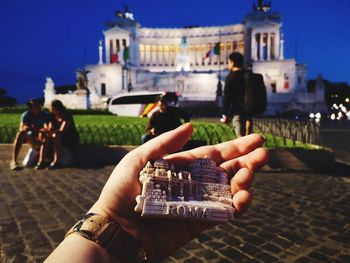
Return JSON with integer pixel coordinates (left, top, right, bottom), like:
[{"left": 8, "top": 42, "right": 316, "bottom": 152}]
[{"left": 108, "top": 91, "right": 178, "bottom": 117}]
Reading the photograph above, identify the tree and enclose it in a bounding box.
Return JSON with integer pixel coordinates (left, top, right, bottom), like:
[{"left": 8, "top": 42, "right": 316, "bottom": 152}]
[{"left": 0, "top": 87, "right": 17, "bottom": 107}]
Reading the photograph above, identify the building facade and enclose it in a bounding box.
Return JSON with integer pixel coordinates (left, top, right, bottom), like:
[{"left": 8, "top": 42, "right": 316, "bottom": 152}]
[{"left": 44, "top": 0, "right": 326, "bottom": 115}]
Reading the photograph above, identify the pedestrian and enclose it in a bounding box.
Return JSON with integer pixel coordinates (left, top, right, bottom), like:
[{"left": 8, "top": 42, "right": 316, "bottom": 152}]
[
  {"left": 141, "top": 94, "right": 190, "bottom": 143},
  {"left": 221, "top": 52, "right": 266, "bottom": 137},
  {"left": 10, "top": 99, "right": 51, "bottom": 170},
  {"left": 45, "top": 123, "right": 268, "bottom": 262},
  {"left": 47, "top": 100, "right": 79, "bottom": 169}
]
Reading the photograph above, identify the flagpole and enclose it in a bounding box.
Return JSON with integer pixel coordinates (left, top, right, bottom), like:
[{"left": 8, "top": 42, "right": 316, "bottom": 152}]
[
  {"left": 218, "top": 30, "right": 221, "bottom": 80},
  {"left": 216, "top": 31, "right": 223, "bottom": 107}
]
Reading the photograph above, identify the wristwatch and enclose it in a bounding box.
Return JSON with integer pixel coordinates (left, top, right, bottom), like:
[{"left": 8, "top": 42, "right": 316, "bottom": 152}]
[{"left": 65, "top": 213, "right": 147, "bottom": 262}]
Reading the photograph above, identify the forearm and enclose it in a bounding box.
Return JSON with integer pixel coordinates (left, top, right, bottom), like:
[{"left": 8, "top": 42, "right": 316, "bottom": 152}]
[
  {"left": 45, "top": 233, "right": 113, "bottom": 263},
  {"left": 45, "top": 201, "right": 140, "bottom": 263},
  {"left": 45, "top": 203, "right": 118, "bottom": 263}
]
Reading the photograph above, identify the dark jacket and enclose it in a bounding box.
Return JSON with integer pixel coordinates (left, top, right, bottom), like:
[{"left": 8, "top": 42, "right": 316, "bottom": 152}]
[
  {"left": 223, "top": 69, "right": 252, "bottom": 117},
  {"left": 147, "top": 106, "right": 190, "bottom": 136}
]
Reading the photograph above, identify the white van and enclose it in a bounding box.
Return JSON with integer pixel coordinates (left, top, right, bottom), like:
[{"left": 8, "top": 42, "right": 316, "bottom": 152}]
[{"left": 108, "top": 91, "right": 179, "bottom": 117}]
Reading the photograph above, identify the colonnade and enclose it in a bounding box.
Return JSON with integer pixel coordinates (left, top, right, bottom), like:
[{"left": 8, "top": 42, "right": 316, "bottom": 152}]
[
  {"left": 107, "top": 37, "right": 129, "bottom": 63},
  {"left": 139, "top": 40, "right": 244, "bottom": 67},
  {"left": 251, "top": 31, "right": 284, "bottom": 61}
]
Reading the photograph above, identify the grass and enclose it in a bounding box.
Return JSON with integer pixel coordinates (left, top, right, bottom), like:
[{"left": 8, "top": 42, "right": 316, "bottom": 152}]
[{"left": 0, "top": 113, "right": 315, "bottom": 148}]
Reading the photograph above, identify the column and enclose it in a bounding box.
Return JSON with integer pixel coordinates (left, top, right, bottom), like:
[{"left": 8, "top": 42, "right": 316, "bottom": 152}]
[
  {"left": 267, "top": 33, "right": 271, "bottom": 61},
  {"left": 275, "top": 30, "right": 280, "bottom": 60},
  {"left": 168, "top": 46, "right": 171, "bottom": 66},
  {"left": 98, "top": 40, "right": 103, "bottom": 65},
  {"left": 259, "top": 33, "right": 263, "bottom": 61},
  {"left": 149, "top": 45, "right": 153, "bottom": 65},
  {"left": 156, "top": 46, "right": 159, "bottom": 66},
  {"left": 280, "top": 34, "right": 284, "bottom": 60},
  {"left": 163, "top": 45, "right": 167, "bottom": 66},
  {"left": 194, "top": 45, "right": 198, "bottom": 66},
  {"left": 105, "top": 39, "right": 111, "bottom": 64},
  {"left": 251, "top": 33, "right": 257, "bottom": 61}
]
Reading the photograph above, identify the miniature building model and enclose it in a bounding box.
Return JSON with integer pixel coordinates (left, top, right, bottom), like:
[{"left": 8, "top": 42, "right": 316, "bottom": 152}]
[{"left": 134, "top": 158, "right": 236, "bottom": 223}]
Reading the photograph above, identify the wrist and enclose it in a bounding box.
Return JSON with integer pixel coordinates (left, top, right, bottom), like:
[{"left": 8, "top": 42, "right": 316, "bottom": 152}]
[{"left": 65, "top": 211, "right": 147, "bottom": 262}]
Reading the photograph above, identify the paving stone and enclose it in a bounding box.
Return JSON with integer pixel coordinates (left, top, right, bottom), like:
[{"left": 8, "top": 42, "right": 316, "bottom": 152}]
[
  {"left": 171, "top": 248, "right": 191, "bottom": 260},
  {"left": 308, "top": 251, "right": 329, "bottom": 261},
  {"left": 46, "top": 229, "right": 66, "bottom": 243},
  {"left": 195, "top": 249, "right": 220, "bottom": 260},
  {"left": 254, "top": 252, "right": 279, "bottom": 262},
  {"left": 318, "top": 245, "right": 339, "bottom": 256},
  {"left": 337, "top": 253, "right": 350, "bottom": 262},
  {"left": 260, "top": 243, "right": 282, "bottom": 254},
  {"left": 271, "top": 237, "right": 293, "bottom": 249},
  {"left": 184, "top": 257, "right": 204, "bottom": 263},
  {"left": 218, "top": 247, "right": 250, "bottom": 261}
]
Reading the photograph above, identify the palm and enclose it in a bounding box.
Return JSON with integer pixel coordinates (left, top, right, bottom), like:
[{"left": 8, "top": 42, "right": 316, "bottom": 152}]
[{"left": 96, "top": 123, "right": 268, "bottom": 261}]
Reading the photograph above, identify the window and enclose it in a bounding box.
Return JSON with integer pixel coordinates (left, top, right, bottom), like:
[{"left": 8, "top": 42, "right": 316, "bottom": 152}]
[
  {"left": 271, "top": 82, "right": 277, "bottom": 93},
  {"left": 101, "top": 83, "right": 106, "bottom": 95},
  {"left": 111, "top": 94, "right": 159, "bottom": 105},
  {"left": 111, "top": 93, "right": 178, "bottom": 105}
]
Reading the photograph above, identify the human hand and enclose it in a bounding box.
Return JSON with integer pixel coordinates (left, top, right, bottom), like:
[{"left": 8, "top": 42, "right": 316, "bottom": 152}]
[
  {"left": 220, "top": 114, "right": 229, "bottom": 123},
  {"left": 90, "top": 123, "right": 268, "bottom": 261},
  {"left": 150, "top": 128, "right": 156, "bottom": 136}
]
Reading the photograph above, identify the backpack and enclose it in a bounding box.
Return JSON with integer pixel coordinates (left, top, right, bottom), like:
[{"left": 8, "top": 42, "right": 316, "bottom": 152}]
[{"left": 242, "top": 71, "right": 267, "bottom": 115}]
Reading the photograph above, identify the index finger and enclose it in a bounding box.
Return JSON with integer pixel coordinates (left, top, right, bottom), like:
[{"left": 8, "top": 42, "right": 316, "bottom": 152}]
[
  {"left": 165, "top": 134, "right": 265, "bottom": 167},
  {"left": 123, "top": 123, "right": 193, "bottom": 170}
]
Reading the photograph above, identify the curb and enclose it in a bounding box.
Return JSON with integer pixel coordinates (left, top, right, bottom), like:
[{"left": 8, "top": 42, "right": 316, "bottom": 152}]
[{"left": 0, "top": 144, "right": 341, "bottom": 172}]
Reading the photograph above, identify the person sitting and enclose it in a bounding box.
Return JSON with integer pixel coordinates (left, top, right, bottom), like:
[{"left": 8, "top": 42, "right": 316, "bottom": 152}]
[
  {"left": 10, "top": 99, "right": 50, "bottom": 170},
  {"left": 47, "top": 100, "right": 79, "bottom": 169},
  {"left": 142, "top": 95, "right": 190, "bottom": 144}
]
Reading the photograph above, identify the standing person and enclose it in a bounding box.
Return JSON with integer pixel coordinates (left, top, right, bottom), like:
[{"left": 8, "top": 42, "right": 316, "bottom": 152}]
[
  {"left": 222, "top": 52, "right": 251, "bottom": 137},
  {"left": 10, "top": 99, "right": 50, "bottom": 170},
  {"left": 141, "top": 95, "right": 190, "bottom": 143},
  {"left": 222, "top": 52, "right": 265, "bottom": 137},
  {"left": 48, "top": 100, "right": 79, "bottom": 169}
]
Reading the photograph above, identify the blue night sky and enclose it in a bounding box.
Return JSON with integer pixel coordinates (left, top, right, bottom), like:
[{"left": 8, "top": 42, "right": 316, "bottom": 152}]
[{"left": 1, "top": 0, "right": 349, "bottom": 103}]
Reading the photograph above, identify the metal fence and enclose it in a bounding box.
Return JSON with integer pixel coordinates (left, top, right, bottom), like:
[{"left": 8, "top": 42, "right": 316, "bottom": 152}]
[
  {"left": 0, "top": 119, "right": 321, "bottom": 147},
  {"left": 254, "top": 118, "right": 321, "bottom": 146}
]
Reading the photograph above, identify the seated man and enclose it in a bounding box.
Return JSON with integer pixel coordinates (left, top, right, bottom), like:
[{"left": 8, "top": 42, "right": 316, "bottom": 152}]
[
  {"left": 142, "top": 95, "right": 190, "bottom": 144},
  {"left": 10, "top": 99, "right": 50, "bottom": 170}
]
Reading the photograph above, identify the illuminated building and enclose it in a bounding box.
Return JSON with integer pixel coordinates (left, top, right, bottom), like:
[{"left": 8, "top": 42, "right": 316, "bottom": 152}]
[{"left": 45, "top": 1, "right": 326, "bottom": 114}]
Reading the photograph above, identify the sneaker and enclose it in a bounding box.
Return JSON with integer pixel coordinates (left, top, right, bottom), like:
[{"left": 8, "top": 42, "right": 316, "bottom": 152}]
[
  {"left": 10, "top": 161, "right": 22, "bottom": 170},
  {"left": 47, "top": 162, "right": 61, "bottom": 170},
  {"left": 34, "top": 162, "right": 48, "bottom": 170}
]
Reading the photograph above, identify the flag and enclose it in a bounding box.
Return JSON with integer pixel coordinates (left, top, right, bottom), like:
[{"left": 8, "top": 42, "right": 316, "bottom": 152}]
[
  {"left": 118, "top": 49, "right": 123, "bottom": 64},
  {"left": 205, "top": 42, "right": 220, "bottom": 59},
  {"left": 123, "top": 46, "right": 130, "bottom": 62},
  {"left": 111, "top": 53, "right": 119, "bottom": 64}
]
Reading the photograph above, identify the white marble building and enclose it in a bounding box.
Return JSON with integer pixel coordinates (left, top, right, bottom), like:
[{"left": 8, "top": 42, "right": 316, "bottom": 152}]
[{"left": 44, "top": 0, "right": 326, "bottom": 115}]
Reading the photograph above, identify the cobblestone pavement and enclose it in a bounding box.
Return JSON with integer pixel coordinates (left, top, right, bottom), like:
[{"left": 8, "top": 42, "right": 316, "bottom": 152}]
[{"left": 1, "top": 160, "right": 350, "bottom": 263}]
